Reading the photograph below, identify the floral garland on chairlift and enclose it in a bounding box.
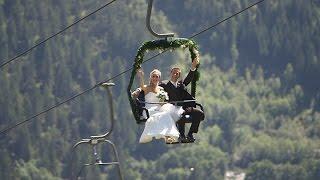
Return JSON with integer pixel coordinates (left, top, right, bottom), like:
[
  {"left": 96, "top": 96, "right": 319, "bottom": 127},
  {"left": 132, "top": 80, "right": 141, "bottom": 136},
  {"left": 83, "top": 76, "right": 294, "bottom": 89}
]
[
  {"left": 133, "top": 38, "right": 200, "bottom": 85},
  {"left": 128, "top": 38, "right": 200, "bottom": 124}
]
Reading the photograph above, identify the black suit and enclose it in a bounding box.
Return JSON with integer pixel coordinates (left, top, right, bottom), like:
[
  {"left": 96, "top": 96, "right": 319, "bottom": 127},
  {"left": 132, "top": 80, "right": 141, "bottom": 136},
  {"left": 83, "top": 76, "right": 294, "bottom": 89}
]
[{"left": 159, "top": 70, "right": 204, "bottom": 136}]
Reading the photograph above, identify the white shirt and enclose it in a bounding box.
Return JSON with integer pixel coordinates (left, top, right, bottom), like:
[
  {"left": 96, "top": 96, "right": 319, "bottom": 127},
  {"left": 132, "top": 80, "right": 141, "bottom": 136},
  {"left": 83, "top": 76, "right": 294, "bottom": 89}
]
[{"left": 170, "top": 80, "right": 178, "bottom": 88}]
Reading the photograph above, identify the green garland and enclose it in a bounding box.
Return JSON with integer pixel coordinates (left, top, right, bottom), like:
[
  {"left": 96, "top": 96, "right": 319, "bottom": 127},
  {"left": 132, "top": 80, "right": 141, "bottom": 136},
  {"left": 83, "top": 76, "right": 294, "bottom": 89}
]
[
  {"left": 127, "top": 38, "right": 201, "bottom": 123},
  {"left": 134, "top": 38, "right": 200, "bottom": 83}
]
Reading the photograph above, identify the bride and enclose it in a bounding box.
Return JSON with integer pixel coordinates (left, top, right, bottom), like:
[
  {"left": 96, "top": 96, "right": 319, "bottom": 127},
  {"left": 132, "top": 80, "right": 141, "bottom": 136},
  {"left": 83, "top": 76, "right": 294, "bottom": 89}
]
[{"left": 132, "top": 68, "right": 183, "bottom": 143}]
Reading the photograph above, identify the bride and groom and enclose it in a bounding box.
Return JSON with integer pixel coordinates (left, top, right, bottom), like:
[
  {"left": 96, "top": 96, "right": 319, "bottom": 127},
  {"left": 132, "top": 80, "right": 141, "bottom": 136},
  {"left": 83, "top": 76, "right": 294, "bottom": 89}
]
[{"left": 131, "top": 56, "right": 205, "bottom": 144}]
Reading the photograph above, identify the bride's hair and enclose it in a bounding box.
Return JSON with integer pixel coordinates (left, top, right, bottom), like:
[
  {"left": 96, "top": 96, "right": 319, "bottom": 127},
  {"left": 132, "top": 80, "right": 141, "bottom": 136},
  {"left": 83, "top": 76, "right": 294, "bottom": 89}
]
[{"left": 150, "top": 69, "right": 161, "bottom": 78}]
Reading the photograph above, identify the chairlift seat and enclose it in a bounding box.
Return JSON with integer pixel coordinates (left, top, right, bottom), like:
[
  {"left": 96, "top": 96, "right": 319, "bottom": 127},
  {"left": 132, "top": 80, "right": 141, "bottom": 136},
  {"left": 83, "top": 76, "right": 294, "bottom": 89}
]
[{"left": 134, "top": 90, "right": 204, "bottom": 125}]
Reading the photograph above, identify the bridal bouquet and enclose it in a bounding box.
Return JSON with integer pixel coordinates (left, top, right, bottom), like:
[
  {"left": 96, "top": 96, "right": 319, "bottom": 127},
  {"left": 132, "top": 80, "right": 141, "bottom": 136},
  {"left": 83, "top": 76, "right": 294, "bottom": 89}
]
[{"left": 156, "top": 89, "right": 169, "bottom": 102}]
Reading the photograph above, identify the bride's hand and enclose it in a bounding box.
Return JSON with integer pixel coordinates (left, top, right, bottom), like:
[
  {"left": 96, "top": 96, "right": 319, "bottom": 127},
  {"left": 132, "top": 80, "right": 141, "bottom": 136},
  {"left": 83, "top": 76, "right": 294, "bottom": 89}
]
[
  {"left": 137, "top": 68, "right": 144, "bottom": 78},
  {"left": 137, "top": 68, "right": 146, "bottom": 90}
]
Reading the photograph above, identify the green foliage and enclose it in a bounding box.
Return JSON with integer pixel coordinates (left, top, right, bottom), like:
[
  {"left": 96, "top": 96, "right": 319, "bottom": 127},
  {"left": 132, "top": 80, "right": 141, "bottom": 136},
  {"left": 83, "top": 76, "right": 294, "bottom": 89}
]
[
  {"left": 246, "top": 160, "right": 276, "bottom": 180},
  {"left": 246, "top": 160, "right": 318, "bottom": 180},
  {"left": 234, "top": 132, "right": 317, "bottom": 168},
  {"left": 128, "top": 143, "right": 227, "bottom": 180},
  {"left": 14, "top": 159, "right": 59, "bottom": 180}
]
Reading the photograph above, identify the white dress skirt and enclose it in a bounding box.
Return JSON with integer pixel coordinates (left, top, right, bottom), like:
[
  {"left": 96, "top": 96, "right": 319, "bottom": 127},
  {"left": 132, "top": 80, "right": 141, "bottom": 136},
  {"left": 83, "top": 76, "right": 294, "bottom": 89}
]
[{"left": 139, "top": 92, "right": 184, "bottom": 143}]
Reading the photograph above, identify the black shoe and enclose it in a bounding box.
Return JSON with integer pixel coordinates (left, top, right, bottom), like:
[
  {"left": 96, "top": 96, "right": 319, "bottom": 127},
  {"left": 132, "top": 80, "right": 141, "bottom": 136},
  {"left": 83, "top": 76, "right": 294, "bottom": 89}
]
[
  {"left": 187, "top": 134, "right": 196, "bottom": 143},
  {"left": 179, "top": 135, "right": 188, "bottom": 143}
]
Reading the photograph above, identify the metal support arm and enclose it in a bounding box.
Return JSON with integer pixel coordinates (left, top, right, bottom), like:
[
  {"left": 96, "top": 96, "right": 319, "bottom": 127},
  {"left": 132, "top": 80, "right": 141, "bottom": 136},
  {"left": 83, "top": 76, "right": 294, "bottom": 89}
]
[
  {"left": 70, "top": 82, "right": 123, "bottom": 180},
  {"left": 146, "top": 0, "right": 174, "bottom": 39}
]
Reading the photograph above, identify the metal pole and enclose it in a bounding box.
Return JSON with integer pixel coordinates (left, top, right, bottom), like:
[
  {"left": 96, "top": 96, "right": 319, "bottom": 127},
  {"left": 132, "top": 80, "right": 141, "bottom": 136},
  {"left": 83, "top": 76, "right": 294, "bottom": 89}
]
[
  {"left": 90, "top": 83, "right": 115, "bottom": 139},
  {"left": 104, "top": 139, "right": 123, "bottom": 180},
  {"left": 70, "top": 83, "right": 123, "bottom": 180},
  {"left": 146, "top": 0, "right": 174, "bottom": 39}
]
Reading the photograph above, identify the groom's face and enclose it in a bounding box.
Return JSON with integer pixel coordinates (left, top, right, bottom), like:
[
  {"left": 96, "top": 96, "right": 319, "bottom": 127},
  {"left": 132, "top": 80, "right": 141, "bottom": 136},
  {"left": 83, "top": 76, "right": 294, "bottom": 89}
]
[{"left": 170, "top": 68, "right": 181, "bottom": 82}]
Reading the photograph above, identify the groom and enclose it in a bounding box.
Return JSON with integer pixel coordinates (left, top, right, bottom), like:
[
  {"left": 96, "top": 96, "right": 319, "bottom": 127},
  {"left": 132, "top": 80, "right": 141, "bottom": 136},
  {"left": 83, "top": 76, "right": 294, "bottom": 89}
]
[{"left": 160, "top": 57, "right": 205, "bottom": 143}]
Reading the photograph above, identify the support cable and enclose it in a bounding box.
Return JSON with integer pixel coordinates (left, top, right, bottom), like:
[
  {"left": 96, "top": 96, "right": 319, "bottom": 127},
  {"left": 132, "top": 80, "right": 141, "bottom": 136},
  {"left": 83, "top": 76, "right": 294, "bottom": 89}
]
[
  {"left": 0, "top": 0, "right": 266, "bottom": 136},
  {"left": 0, "top": 0, "right": 117, "bottom": 69}
]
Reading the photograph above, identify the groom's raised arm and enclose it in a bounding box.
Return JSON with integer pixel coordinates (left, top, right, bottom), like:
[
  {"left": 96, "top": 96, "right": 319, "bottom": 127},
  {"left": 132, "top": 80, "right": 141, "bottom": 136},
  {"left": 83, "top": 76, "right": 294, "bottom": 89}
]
[
  {"left": 183, "top": 70, "right": 195, "bottom": 86},
  {"left": 183, "top": 56, "right": 200, "bottom": 86}
]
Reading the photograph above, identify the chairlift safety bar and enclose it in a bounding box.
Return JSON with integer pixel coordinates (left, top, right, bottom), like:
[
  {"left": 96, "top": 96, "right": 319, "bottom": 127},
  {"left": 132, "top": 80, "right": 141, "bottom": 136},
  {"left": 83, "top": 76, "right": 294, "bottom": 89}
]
[{"left": 137, "top": 99, "right": 196, "bottom": 105}]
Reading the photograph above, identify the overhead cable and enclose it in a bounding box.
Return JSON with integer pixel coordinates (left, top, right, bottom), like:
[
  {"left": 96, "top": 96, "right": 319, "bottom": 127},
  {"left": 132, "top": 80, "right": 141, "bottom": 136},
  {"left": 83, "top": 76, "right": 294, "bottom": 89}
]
[
  {"left": 0, "top": 0, "right": 117, "bottom": 69},
  {"left": 0, "top": 0, "right": 266, "bottom": 136}
]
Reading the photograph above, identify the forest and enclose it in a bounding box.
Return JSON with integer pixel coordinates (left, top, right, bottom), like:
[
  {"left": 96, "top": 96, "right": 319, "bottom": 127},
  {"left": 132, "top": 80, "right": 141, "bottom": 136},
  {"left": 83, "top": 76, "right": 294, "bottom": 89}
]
[{"left": 0, "top": 0, "right": 320, "bottom": 179}]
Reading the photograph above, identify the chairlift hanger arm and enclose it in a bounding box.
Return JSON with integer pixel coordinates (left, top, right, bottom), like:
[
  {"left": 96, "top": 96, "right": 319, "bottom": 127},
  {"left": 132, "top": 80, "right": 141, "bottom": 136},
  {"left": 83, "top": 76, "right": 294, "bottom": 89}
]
[
  {"left": 146, "top": 0, "right": 174, "bottom": 39},
  {"left": 90, "top": 82, "right": 115, "bottom": 140}
]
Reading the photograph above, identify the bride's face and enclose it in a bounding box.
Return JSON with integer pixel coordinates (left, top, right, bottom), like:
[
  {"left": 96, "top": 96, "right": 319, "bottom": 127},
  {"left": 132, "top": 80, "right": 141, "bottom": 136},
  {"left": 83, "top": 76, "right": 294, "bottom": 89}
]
[{"left": 150, "top": 72, "right": 160, "bottom": 85}]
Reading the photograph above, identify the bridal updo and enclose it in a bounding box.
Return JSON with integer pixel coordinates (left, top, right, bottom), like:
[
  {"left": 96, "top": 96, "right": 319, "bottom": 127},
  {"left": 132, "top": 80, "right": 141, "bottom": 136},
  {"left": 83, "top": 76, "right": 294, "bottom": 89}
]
[{"left": 150, "top": 69, "right": 161, "bottom": 78}]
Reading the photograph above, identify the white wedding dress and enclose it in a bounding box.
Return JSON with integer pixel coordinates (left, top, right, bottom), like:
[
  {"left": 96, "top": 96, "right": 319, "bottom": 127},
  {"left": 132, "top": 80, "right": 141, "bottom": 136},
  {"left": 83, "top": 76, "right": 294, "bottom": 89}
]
[{"left": 139, "top": 92, "right": 184, "bottom": 143}]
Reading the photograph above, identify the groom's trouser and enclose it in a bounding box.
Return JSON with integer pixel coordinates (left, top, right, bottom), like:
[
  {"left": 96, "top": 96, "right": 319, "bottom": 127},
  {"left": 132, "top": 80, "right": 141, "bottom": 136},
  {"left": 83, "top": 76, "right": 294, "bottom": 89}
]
[{"left": 177, "top": 107, "right": 205, "bottom": 135}]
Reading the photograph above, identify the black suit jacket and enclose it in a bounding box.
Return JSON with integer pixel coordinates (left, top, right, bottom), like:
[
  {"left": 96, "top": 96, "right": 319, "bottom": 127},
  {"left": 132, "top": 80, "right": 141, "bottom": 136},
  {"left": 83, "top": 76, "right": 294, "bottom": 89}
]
[{"left": 159, "top": 70, "right": 196, "bottom": 108}]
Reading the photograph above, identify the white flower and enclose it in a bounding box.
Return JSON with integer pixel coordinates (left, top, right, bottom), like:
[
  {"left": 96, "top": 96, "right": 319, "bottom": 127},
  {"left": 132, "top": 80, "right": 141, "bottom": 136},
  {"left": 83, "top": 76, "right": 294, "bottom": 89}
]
[{"left": 156, "top": 89, "right": 169, "bottom": 102}]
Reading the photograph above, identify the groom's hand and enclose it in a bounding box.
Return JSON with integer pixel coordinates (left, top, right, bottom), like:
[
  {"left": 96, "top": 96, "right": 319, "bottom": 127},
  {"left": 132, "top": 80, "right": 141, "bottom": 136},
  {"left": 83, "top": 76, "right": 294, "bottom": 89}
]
[{"left": 191, "top": 56, "right": 200, "bottom": 70}]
